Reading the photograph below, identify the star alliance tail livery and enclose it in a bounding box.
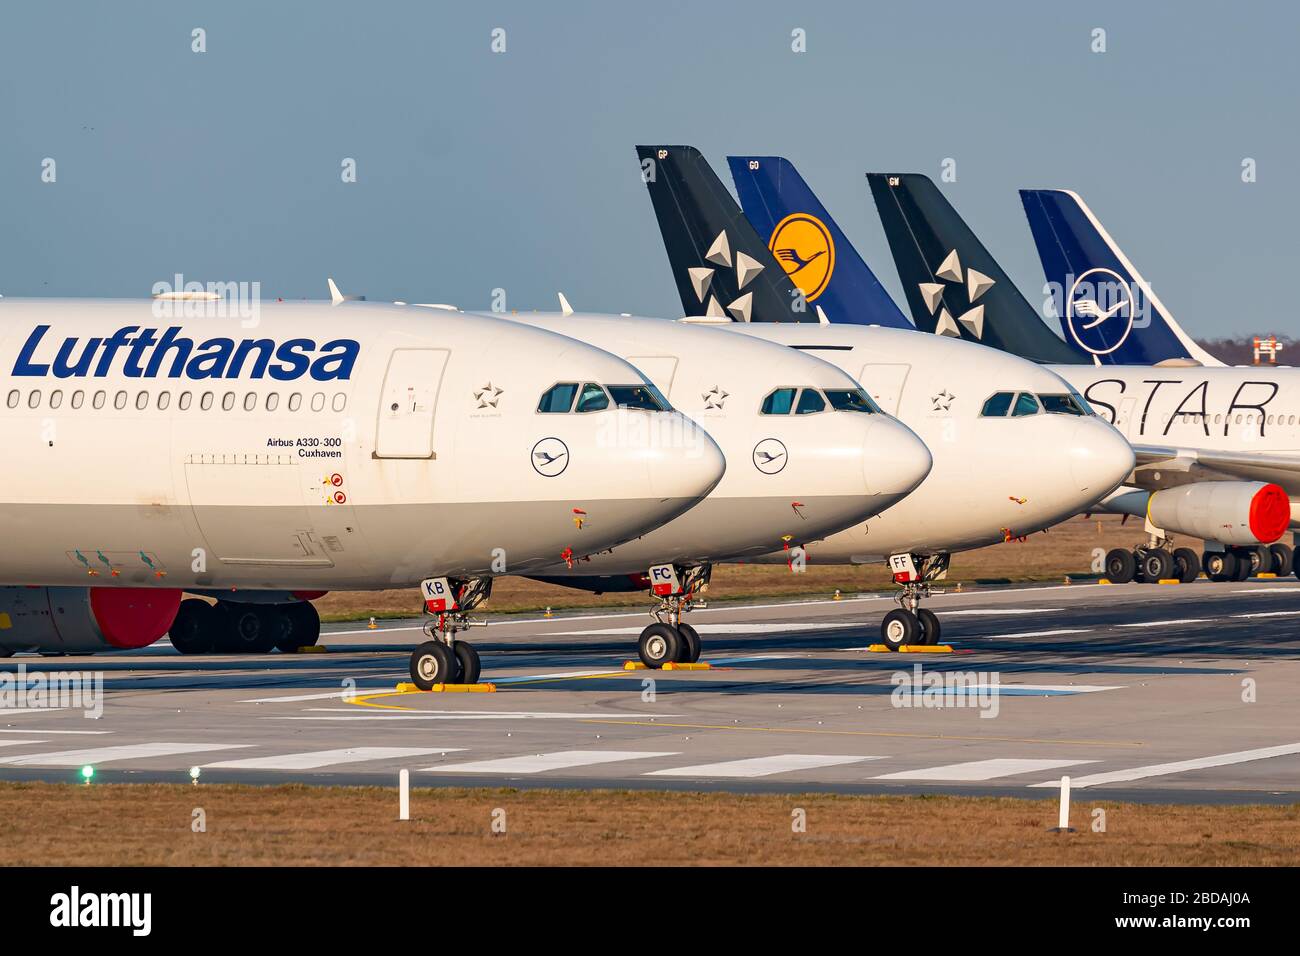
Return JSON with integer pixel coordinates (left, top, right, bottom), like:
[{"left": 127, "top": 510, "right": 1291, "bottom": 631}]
[{"left": 865, "top": 173, "right": 1085, "bottom": 364}]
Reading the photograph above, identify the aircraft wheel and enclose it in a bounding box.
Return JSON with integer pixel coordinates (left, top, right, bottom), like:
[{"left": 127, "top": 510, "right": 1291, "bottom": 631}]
[
  {"left": 675, "top": 623, "right": 702, "bottom": 663},
  {"left": 1172, "top": 547, "right": 1201, "bottom": 584},
  {"left": 276, "top": 601, "right": 321, "bottom": 653},
  {"left": 410, "top": 641, "right": 459, "bottom": 690},
  {"left": 1270, "top": 543, "right": 1294, "bottom": 577},
  {"left": 1139, "top": 548, "right": 1174, "bottom": 582},
  {"left": 453, "top": 641, "right": 481, "bottom": 685},
  {"left": 880, "top": 609, "right": 921, "bottom": 651},
  {"left": 637, "top": 623, "right": 680, "bottom": 669},
  {"left": 1203, "top": 551, "right": 1234, "bottom": 582},
  {"left": 1231, "top": 548, "right": 1253, "bottom": 581},
  {"left": 216, "top": 603, "right": 276, "bottom": 653},
  {"left": 1103, "top": 548, "right": 1137, "bottom": 584},
  {"left": 916, "top": 608, "right": 941, "bottom": 646},
  {"left": 169, "top": 598, "right": 218, "bottom": 655}
]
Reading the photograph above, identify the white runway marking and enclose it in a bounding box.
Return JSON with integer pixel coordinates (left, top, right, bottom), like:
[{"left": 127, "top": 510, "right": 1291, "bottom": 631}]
[
  {"left": 428, "top": 750, "right": 678, "bottom": 774},
  {"left": 979, "top": 629, "right": 1092, "bottom": 639},
  {"left": 283, "top": 710, "right": 680, "bottom": 721},
  {"left": 491, "top": 669, "right": 619, "bottom": 685},
  {"left": 646, "top": 754, "right": 880, "bottom": 778},
  {"left": 239, "top": 690, "right": 398, "bottom": 704},
  {"left": 1233, "top": 610, "right": 1300, "bottom": 619},
  {"left": 202, "top": 747, "right": 461, "bottom": 770},
  {"left": 876, "top": 758, "right": 1097, "bottom": 781},
  {"left": 1114, "top": 618, "right": 1212, "bottom": 628},
  {"left": 550, "top": 623, "right": 867, "bottom": 636},
  {"left": 0, "top": 740, "right": 44, "bottom": 748},
  {"left": 0, "top": 742, "right": 249, "bottom": 767},
  {"left": 938, "top": 609, "right": 1062, "bottom": 617},
  {"left": 1031, "top": 743, "right": 1300, "bottom": 789},
  {"left": 0, "top": 728, "right": 110, "bottom": 735},
  {"left": 1231, "top": 587, "right": 1300, "bottom": 594}
]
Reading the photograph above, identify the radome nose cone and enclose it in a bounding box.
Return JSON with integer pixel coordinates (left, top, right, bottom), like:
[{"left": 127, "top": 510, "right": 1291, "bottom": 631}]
[
  {"left": 1068, "top": 420, "right": 1135, "bottom": 497},
  {"left": 646, "top": 414, "right": 726, "bottom": 502},
  {"left": 867, "top": 418, "right": 934, "bottom": 501}
]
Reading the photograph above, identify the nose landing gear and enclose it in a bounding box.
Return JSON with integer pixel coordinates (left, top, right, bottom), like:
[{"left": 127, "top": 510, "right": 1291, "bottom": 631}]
[
  {"left": 879, "top": 553, "right": 948, "bottom": 651},
  {"left": 635, "top": 563, "right": 709, "bottom": 668},
  {"left": 408, "top": 577, "right": 490, "bottom": 690}
]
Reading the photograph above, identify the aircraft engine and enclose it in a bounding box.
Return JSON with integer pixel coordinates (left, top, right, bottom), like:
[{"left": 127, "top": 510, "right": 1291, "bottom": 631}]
[
  {"left": 1142, "top": 481, "right": 1290, "bottom": 545},
  {"left": 0, "top": 586, "right": 181, "bottom": 655}
]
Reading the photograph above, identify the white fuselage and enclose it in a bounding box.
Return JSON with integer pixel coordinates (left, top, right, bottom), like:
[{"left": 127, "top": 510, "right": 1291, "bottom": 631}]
[
  {"left": 1055, "top": 365, "right": 1300, "bottom": 495},
  {"left": 0, "top": 299, "right": 725, "bottom": 591},
  {"left": 492, "top": 312, "right": 933, "bottom": 575},
  {"left": 727, "top": 325, "right": 1136, "bottom": 562}
]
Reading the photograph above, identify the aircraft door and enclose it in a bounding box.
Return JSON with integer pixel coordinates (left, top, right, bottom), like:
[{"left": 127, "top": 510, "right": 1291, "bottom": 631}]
[
  {"left": 375, "top": 348, "right": 450, "bottom": 459},
  {"left": 857, "top": 363, "right": 911, "bottom": 415}
]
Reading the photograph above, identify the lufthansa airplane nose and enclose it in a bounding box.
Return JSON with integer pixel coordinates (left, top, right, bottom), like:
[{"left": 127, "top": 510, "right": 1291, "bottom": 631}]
[
  {"left": 643, "top": 412, "right": 727, "bottom": 503},
  {"left": 865, "top": 417, "right": 934, "bottom": 508},
  {"left": 1066, "top": 418, "right": 1135, "bottom": 500}
]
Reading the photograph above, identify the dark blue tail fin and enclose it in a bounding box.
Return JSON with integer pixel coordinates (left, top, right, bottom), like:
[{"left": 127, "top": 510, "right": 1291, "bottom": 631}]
[
  {"left": 727, "top": 156, "right": 911, "bottom": 329},
  {"left": 1019, "top": 189, "right": 1223, "bottom": 366}
]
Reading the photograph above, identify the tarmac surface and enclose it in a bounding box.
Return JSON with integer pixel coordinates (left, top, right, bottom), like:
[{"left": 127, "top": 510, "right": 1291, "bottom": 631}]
[{"left": 2, "top": 578, "right": 1299, "bottom": 803}]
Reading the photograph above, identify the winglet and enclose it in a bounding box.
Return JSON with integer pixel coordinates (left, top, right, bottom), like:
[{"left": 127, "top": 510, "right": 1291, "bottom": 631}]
[
  {"left": 816, "top": 305, "right": 829, "bottom": 325},
  {"left": 558, "top": 292, "right": 574, "bottom": 316},
  {"left": 327, "top": 277, "right": 344, "bottom": 305}
]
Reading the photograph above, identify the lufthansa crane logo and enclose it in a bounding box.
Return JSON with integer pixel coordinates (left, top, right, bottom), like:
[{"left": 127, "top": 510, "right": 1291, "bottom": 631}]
[
  {"left": 752, "top": 438, "right": 788, "bottom": 475},
  {"left": 531, "top": 437, "right": 569, "bottom": 477},
  {"left": 768, "top": 213, "right": 835, "bottom": 302},
  {"left": 1065, "top": 267, "right": 1135, "bottom": 356}
]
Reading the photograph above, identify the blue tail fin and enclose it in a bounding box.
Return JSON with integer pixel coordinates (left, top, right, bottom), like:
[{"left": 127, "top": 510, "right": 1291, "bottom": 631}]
[
  {"left": 727, "top": 156, "right": 912, "bottom": 329},
  {"left": 1019, "top": 189, "right": 1223, "bottom": 366}
]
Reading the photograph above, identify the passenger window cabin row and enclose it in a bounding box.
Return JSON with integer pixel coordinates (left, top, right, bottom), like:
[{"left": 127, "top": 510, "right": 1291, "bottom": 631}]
[{"left": 5, "top": 388, "right": 348, "bottom": 413}]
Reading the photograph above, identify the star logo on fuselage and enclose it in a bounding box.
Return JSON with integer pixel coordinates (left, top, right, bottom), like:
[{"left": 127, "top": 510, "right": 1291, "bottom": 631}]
[
  {"left": 702, "top": 385, "right": 729, "bottom": 410},
  {"left": 474, "top": 383, "right": 504, "bottom": 408},
  {"left": 931, "top": 389, "right": 955, "bottom": 412}
]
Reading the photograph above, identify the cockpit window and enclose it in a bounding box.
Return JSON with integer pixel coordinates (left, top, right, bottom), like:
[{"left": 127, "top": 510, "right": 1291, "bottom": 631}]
[
  {"left": 538, "top": 382, "right": 579, "bottom": 413},
  {"left": 1038, "top": 393, "right": 1087, "bottom": 416},
  {"left": 824, "top": 388, "right": 880, "bottom": 413},
  {"left": 1011, "top": 392, "right": 1041, "bottom": 417},
  {"left": 575, "top": 383, "right": 610, "bottom": 413},
  {"left": 607, "top": 384, "right": 667, "bottom": 411},
  {"left": 761, "top": 388, "right": 797, "bottom": 415},
  {"left": 795, "top": 388, "right": 826, "bottom": 415},
  {"left": 980, "top": 392, "right": 1014, "bottom": 417}
]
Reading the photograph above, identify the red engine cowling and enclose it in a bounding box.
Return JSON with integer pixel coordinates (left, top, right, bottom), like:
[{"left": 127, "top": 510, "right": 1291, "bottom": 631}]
[
  {"left": 0, "top": 587, "right": 181, "bottom": 654},
  {"left": 1147, "top": 481, "right": 1291, "bottom": 545}
]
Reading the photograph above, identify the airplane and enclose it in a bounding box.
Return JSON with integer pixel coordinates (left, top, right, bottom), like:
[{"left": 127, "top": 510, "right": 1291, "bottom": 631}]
[
  {"left": 859, "top": 171, "right": 1300, "bottom": 585},
  {"left": 482, "top": 309, "right": 935, "bottom": 666},
  {"left": 633, "top": 146, "right": 1135, "bottom": 649},
  {"left": 0, "top": 295, "right": 727, "bottom": 688}
]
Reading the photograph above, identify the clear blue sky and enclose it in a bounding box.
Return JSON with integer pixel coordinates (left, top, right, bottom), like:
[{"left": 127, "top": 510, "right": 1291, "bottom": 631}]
[{"left": 2, "top": 0, "right": 1295, "bottom": 339}]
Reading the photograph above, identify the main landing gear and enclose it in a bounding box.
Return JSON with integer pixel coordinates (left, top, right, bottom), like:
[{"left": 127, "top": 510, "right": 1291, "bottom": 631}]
[
  {"left": 168, "top": 598, "right": 321, "bottom": 654},
  {"left": 1201, "top": 543, "right": 1293, "bottom": 582},
  {"left": 409, "top": 577, "right": 491, "bottom": 690},
  {"left": 879, "top": 553, "right": 948, "bottom": 651},
  {"left": 635, "top": 563, "right": 708, "bottom": 668},
  {"left": 1106, "top": 538, "right": 1294, "bottom": 584}
]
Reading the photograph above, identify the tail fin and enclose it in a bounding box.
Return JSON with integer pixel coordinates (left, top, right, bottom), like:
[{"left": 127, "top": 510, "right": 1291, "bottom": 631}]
[
  {"left": 866, "top": 173, "right": 1085, "bottom": 364},
  {"left": 1019, "top": 189, "right": 1223, "bottom": 366},
  {"left": 725, "top": 156, "right": 912, "bottom": 329},
  {"left": 635, "top": 145, "right": 816, "bottom": 323}
]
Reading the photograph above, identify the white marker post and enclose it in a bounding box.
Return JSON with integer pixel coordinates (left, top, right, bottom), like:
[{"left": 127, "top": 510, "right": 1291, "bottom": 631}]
[
  {"left": 399, "top": 768, "right": 410, "bottom": 821},
  {"left": 1050, "top": 775, "right": 1075, "bottom": 832}
]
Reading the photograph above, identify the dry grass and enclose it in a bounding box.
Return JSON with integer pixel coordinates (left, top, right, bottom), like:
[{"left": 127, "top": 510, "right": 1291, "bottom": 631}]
[
  {"left": 2, "top": 782, "right": 1293, "bottom": 866},
  {"left": 314, "top": 514, "right": 1182, "bottom": 621}
]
